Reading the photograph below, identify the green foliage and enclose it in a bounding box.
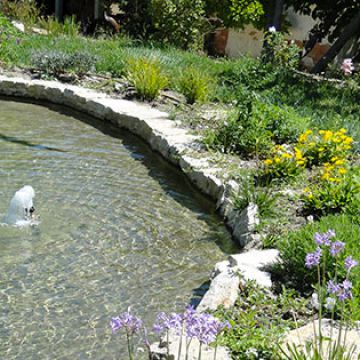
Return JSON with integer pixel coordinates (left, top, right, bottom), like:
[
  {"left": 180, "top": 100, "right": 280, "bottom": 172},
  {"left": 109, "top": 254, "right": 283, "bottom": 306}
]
[
  {"left": 280, "top": 342, "right": 357, "bottom": 360},
  {"left": 0, "top": 0, "right": 40, "bottom": 30},
  {"left": 214, "top": 282, "right": 309, "bottom": 359},
  {"left": 264, "top": 30, "right": 300, "bottom": 70},
  {"left": 205, "top": 0, "right": 265, "bottom": 29},
  {"left": 0, "top": 13, "right": 22, "bottom": 63},
  {"left": 126, "top": 57, "right": 168, "bottom": 101},
  {"left": 302, "top": 167, "right": 360, "bottom": 218},
  {"left": 261, "top": 145, "right": 305, "bottom": 182},
  {"left": 203, "top": 99, "right": 273, "bottom": 158},
  {"left": 175, "top": 67, "right": 211, "bottom": 104},
  {"left": 30, "top": 50, "right": 97, "bottom": 76},
  {"left": 204, "top": 93, "right": 309, "bottom": 158},
  {"left": 150, "top": 0, "right": 206, "bottom": 50},
  {"left": 298, "top": 129, "right": 354, "bottom": 168},
  {"left": 233, "top": 177, "right": 279, "bottom": 219},
  {"left": 275, "top": 214, "right": 360, "bottom": 319},
  {"left": 38, "top": 16, "right": 80, "bottom": 37}
]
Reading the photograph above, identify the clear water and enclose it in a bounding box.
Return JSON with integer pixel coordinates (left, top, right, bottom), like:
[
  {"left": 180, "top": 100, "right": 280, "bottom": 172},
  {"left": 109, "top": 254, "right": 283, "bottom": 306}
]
[{"left": 0, "top": 98, "right": 237, "bottom": 359}]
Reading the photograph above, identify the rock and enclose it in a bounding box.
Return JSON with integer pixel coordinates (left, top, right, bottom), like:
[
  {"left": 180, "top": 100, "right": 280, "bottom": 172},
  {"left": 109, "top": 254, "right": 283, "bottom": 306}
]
[
  {"left": 11, "top": 21, "right": 25, "bottom": 32},
  {"left": 285, "top": 319, "right": 360, "bottom": 359},
  {"left": 229, "top": 249, "right": 280, "bottom": 288},
  {"left": 231, "top": 203, "right": 260, "bottom": 248},
  {"left": 150, "top": 330, "right": 232, "bottom": 360},
  {"left": 197, "top": 267, "right": 240, "bottom": 312}
]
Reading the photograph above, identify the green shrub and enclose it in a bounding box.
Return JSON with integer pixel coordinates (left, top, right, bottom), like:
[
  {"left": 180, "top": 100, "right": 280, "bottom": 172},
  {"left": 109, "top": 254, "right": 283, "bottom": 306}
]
[
  {"left": 265, "top": 31, "right": 300, "bottom": 70},
  {"left": 126, "top": 57, "right": 168, "bottom": 101},
  {"left": 150, "top": 0, "right": 207, "bottom": 50},
  {"left": 302, "top": 167, "right": 359, "bottom": 218},
  {"left": 276, "top": 214, "right": 360, "bottom": 317},
  {"left": 204, "top": 94, "right": 309, "bottom": 158},
  {"left": 203, "top": 101, "right": 273, "bottom": 158},
  {"left": 30, "top": 50, "right": 97, "bottom": 76},
  {"left": 298, "top": 128, "right": 354, "bottom": 168},
  {"left": 175, "top": 67, "right": 211, "bottom": 104}
]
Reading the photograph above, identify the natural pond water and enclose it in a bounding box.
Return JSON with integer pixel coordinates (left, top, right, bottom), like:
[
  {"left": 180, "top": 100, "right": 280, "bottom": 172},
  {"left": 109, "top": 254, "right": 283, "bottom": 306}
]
[{"left": 0, "top": 98, "right": 237, "bottom": 359}]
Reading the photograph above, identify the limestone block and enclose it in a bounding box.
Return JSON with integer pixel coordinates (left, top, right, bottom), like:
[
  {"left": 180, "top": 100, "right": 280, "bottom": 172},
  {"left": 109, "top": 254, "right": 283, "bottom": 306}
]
[
  {"left": 151, "top": 330, "right": 232, "bottom": 360},
  {"left": 197, "top": 268, "right": 240, "bottom": 312}
]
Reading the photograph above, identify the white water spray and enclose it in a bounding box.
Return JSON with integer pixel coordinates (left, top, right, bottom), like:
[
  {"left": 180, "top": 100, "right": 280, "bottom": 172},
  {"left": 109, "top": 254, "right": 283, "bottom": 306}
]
[{"left": 4, "top": 186, "right": 36, "bottom": 226}]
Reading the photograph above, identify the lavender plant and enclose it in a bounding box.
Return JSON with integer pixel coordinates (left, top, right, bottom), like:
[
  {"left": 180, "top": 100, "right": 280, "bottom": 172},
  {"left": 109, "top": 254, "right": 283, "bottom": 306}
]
[{"left": 281, "top": 229, "right": 359, "bottom": 360}]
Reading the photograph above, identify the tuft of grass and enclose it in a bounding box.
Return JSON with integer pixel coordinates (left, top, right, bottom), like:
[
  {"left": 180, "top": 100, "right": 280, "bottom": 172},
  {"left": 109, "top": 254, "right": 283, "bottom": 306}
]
[
  {"left": 125, "top": 57, "right": 168, "bottom": 101},
  {"left": 175, "top": 66, "right": 212, "bottom": 104}
]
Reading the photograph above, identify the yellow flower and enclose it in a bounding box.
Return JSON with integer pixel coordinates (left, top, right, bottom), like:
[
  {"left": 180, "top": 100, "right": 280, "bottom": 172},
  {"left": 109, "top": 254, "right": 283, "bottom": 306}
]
[
  {"left": 334, "top": 159, "right": 345, "bottom": 166},
  {"left": 304, "top": 187, "right": 310, "bottom": 193},
  {"left": 322, "top": 130, "right": 333, "bottom": 142},
  {"left": 297, "top": 160, "right": 305, "bottom": 166},
  {"left": 339, "top": 128, "right": 347, "bottom": 133},
  {"left": 318, "top": 147, "right": 325, "bottom": 152},
  {"left": 281, "top": 152, "right": 292, "bottom": 159},
  {"left": 338, "top": 167, "right": 347, "bottom": 175},
  {"left": 307, "top": 193, "right": 314, "bottom": 199},
  {"left": 274, "top": 157, "right": 281, "bottom": 164},
  {"left": 344, "top": 137, "right": 353, "bottom": 145},
  {"left": 322, "top": 172, "right": 330, "bottom": 180},
  {"left": 264, "top": 159, "right": 273, "bottom": 166}
]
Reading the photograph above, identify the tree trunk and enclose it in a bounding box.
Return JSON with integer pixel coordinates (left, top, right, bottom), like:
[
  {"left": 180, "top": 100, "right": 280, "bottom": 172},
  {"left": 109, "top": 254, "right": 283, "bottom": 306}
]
[
  {"left": 311, "top": 11, "right": 360, "bottom": 74},
  {"left": 272, "top": 0, "right": 284, "bottom": 31}
]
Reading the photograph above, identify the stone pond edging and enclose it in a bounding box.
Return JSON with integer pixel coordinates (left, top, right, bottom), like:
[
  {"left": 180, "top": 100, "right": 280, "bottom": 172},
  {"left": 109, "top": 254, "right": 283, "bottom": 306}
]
[{"left": 0, "top": 75, "right": 259, "bottom": 248}]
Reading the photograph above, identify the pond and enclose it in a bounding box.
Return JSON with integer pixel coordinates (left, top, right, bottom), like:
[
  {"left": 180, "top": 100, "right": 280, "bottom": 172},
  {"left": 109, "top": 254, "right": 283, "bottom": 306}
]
[{"left": 0, "top": 98, "right": 237, "bottom": 359}]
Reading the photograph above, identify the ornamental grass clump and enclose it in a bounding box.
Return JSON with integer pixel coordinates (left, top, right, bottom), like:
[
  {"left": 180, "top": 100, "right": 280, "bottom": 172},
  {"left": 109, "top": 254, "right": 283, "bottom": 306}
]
[
  {"left": 175, "top": 67, "right": 212, "bottom": 104},
  {"left": 126, "top": 57, "right": 168, "bottom": 101},
  {"left": 281, "top": 229, "right": 359, "bottom": 360}
]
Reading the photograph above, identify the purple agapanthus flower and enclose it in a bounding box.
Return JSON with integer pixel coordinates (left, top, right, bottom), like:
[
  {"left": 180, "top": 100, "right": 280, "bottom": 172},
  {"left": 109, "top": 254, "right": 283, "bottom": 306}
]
[
  {"left": 327, "top": 280, "right": 341, "bottom": 295},
  {"left": 330, "top": 241, "right": 345, "bottom": 257},
  {"left": 110, "top": 308, "right": 143, "bottom": 335},
  {"left": 327, "top": 280, "right": 352, "bottom": 302},
  {"left": 344, "top": 256, "right": 358, "bottom": 271},
  {"left": 314, "top": 229, "right": 335, "bottom": 246},
  {"left": 305, "top": 247, "right": 322, "bottom": 268},
  {"left": 153, "top": 311, "right": 183, "bottom": 335}
]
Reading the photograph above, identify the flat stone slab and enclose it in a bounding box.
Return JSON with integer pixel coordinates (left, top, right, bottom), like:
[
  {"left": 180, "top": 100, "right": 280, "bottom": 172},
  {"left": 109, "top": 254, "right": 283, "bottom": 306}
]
[
  {"left": 285, "top": 319, "right": 360, "bottom": 358},
  {"left": 150, "top": 330, "right": 231, "bottom": 360}
]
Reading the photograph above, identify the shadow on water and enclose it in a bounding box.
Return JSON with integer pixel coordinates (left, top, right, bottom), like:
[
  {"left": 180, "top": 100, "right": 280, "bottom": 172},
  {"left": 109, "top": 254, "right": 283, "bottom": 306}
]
[
  {"left": 0, "top": 95, "right": 239, "bottom": 255},
  {"left": 0, "top": 133, "right": 66, "bottom": 152}
]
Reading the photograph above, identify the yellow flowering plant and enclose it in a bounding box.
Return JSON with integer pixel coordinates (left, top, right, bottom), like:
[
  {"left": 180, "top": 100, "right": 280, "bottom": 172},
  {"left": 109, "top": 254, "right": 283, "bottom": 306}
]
[
  {"left": 302, "top": 166, "right": 359, "bottom": 218},
  {"left": 298, "top": 128, "right": 353, "bottom": 167},
  {"left": 262, "top": 145, "right": 304, "bottom": 181}
]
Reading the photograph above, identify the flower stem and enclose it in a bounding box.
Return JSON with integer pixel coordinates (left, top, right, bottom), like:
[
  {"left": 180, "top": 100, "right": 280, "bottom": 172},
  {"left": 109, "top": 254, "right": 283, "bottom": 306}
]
[
  {"left": 198, "top": 342, "right": 202, "bottom": 360},
  {"left": 126, "top": 332, "right": 133, "bottom": 360}
]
